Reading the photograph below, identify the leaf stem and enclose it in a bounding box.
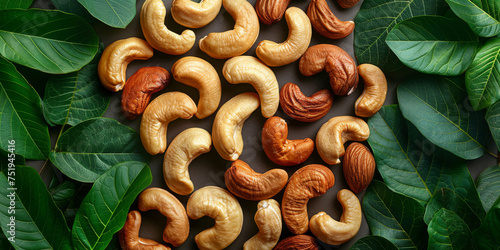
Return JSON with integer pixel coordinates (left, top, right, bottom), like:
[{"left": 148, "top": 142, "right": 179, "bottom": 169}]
[
  {"left": 54, "top": 124, "right": 66, "bottom": 150},
  {"left": 38, "top": 158, "right": 49, "bottom": 174}
]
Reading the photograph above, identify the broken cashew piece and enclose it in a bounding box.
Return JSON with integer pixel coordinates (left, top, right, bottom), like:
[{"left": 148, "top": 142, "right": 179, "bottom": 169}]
[
  {"left": 119, "top": 211, "right": 170, "bottom": 250},
  {"left": 243, "top": 199, "right": 282, "bottom": 250},
  {"left": 171, "top": 0, "right": 222, "bottom": 28},
  {"left": 355, "top": 64, "right": 387, "bottom": 117}
]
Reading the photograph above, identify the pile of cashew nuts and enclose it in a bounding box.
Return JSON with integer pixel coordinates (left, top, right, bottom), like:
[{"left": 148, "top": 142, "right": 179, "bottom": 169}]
[{"left": 97, "top": 0, "right": 388, "bottom": 249}]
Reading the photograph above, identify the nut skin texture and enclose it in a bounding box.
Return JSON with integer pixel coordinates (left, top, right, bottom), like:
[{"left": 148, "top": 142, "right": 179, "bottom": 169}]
[
  {"left": 171, "top": 0, "right": 222, "bottom": 28},
  {"left": 316, "top": 116, "right": 370, "bottom": 165},
  {"left": 187, "top": 186, "right": 243, "bottom": 250},
  {"left": 137, "top": 188, "right": 190, "bottom": 247},
  {"left": 280, "top": 82, "right": 333, "bottom": 122},
  {"left": 337, "top": 0, "right": 360, "bottom": 8},
  {"left": 255, "top": 7, "right": 312, "bottom": 67},
  {"left": 171, "top": 57, "right": 221, "bottom": 119},
  {"left": 355, "top": 64, "right": 388, "bottom": 117},
  {"left": 243, "top": 199, "right": 282, "bottom": 250},
  {"left": 343, "top": 142, "right": 375, "bottom": 193},
  {"left": 140, "top": 92, "right": 197, "bottom": 155},
  {"left": 255, "top": 0, "right": 291, "bottom": 25},
  {"left": 119, "top": 211, "right": 170, "bottom": 250},
  {"left": 274, "top": 235, "right": 319, "bottom": 250},
  {"left": 309, "top": 189, "right": 362, "bottom": 245},
  {"left": 199, "top": 0, "right": 259, "bottom": 59},
  {"left": 163, "top": 128, "right": 212, "bottom": 196},
  {"left": 299, "top": 44, "right": 358, "bottom": 96},
  {"left": 141, "top": 0, "right": 195, "bottom": 55},
  {"left": 224, "top": 160, "right": 288, "bottom": 200},
  {"left": 307, "top": 0, "right": 355, "bottom": 40},
  {"left": 98, "top": 37, "right": 153, "bottom": 92},
  {"left": 262, "top": 116, "right": 314, "bottom": 166},
  {"left": 121, "top": 67, "right": 170, "bottom": 120},
  {"left": 282, "top": 164, "right": 335, "bottom": 235}
]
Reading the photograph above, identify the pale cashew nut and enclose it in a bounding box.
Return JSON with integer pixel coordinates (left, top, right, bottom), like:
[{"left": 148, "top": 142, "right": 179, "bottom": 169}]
[
  {"left": 119, "top": 211, "right": 170, "bottom": 250},
  {"left": 140, "top": 92, "right": 197, "bottom": 155},
  {"left": 171, "top": 57, "right": 221, "bottom": 119},
  {"left": 223, "top": 56, "right": 279, "bottom": 118},
  {"left": 98, "top": 37, "right": 153, "bottom": 92},
  {"left": 171, "top": 0, "right": 222, "bottom": 28},
  {"left": 243, "top": 199, "right": 282, "bottom": 250},
  {"left": 316, "top": 116, "right": 370, "bottom": 165},
  {"left": 141, "top": 0, "right": 195, "bottom": 55},
  {"left": 212, "top": 92, "right": 260, "bottom": 161},
  {"left": 310, "top": 189, "right": 362, "bottom": 245},
  {"left": 163, "top": 128, "right": 212, "bottom": 195},
  {"left": 187, "top": 186, "right": 243, "bottom": 250},
  {"left": 256, "top": 7, "right": 312, "bottom": 67},
  {"left": 199, "top": 0, "right": 259, "bottom": 59},
  {"left": 355, "top": 64, "right": 387, "bottom": 117}
]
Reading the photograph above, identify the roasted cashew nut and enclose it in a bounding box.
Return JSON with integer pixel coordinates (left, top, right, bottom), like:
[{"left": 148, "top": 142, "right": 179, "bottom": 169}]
[
  {"left": 223, "top": 56, "right": 279, "bottom": 118},
  {"left": 171, "top": 0, "right": 222, "bottom": 28},
  {"left": 307, "top": 0, "right": 355, "bottom": 40},
  {"left": 256, "top": 7, "right": 312, "bottom": 67},
  {"left": 310, "top": 189, "right": 362, "bottom": 245},
  {"left": 141, "top": 0, "right": 195, "bottom": 55},
  {"left": 355, "top": 64, "right": 387, "bottom": 117},
  {"left": 187, "top": 186, "right": 243, "bottom": 250},
  {"left": 119, "top": 211, "right": 170, "bottom": 250},
  {"left": 244, "top": 199, "right": 282, "bottom": 250}
]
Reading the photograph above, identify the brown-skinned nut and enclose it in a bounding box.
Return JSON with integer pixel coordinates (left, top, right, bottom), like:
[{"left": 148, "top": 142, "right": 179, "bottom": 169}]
[
  {"left": 343, "top": 142, "right": 375, "bottom": 193},
  {"left": 337, "top": 0, "right": 360, "bottom": 8},
  {"left": 282, "top": 164, "right": 335, "bottom": 234},
  {"left": 307, "top": 0, "right": 355, "bottom": 40},
  {"left": 121, "top": 67, "right": 170, "bottom": 120},
  {"left": 262, "top": 116, "right": 314, "bottom": 166},
  {"left": 225, "top": 160, "right": 288, "bottom": 200},
  {"left": 279, "top": 82, "right": 333, "bottom": 122},
  {"left": 299, "top": 44, "right": 358, "bottom": 96},
  {"left": 274, "top": 235, "right": 319, "bottom": 250},
  {"left": 255, "top": 0, "right": 291, "bottom": 25},
  {"left": 119, "top": 211, "right": 170, "bottom": 250},
  {"left": 355, "top": 64, "right": 387, "bottom": 117}
]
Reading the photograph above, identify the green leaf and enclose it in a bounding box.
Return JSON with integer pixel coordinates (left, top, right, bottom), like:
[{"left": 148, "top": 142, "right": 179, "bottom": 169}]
[
  {"left": 0, "top": 57, "right": 50, "bottom": 160},
  {"left": 50, "top": 118, "right": 151, "bottom": 183},
  {"left": 77, "top": 0, "right": 136, "bottom": 28},
  {"left": 350, "top": 235, "right": 399, "bottom": 250},
  {"left": 0, "top": 227, "right": 14, "bottom": 249},
  {"left": 486, "top": 101, "right": 500, "bottom": 151},
  {"left": 476, "top": 165, "right": 500, "bottom": 211},
  {"left": 0, "top": 148, "right": 24, "bottom": 172},
  {"left": 51, "top": 0, "right": 94, "bottom": 22},
  {"left": 398, "top": 75, "right": 491, "bottom": 159},
  {"left": 71, "top": 161, "right": 152, "bottom": 250},
  {"left": 386, "top": 16, "right": 480, "bottom": 76},
  {"left": 428, "top": 208, "right": 477, "bottom": 249},
  {"left": 59, "top": 182, "right": 92, "bottom": 228},
  {"left": 363, "top": 180, "right": 427, "bottom": 249},
  {"left": 446, "top": 0, "right": 500, "bottom": 37},
  {"left": 354, "top": 0, "right": 448, "bottom": 72},
  {"left": 0, "top": 0, "right": 32, "bottom": 10},
  {"left": 50, "top": 180, "right": 77, "bottom": 211},
  {"left": 473, "top": 196, "right": 500, "bottom": 249},
  {"left": 0, "top": 166, "right": 72, "bottom": 249},
  {"left": 0, "top": 9, "right": 99, "bottom": 74}
]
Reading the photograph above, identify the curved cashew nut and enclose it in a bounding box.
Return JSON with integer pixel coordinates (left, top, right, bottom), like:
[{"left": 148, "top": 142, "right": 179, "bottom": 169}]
[
  {"left": 119, "top": 211, "right": 170, "bottom": 250},
  {"left": 256, "top": 7, "right": 312, "bottom": 67},
  {"left": 137, "top": 188, "right": 190, "bottom": 247},
  {"left": 171, "top": 0, "right": 222, "bottom": 28},
  {"left": 141, "top": 0, "right": 195, "bottom": 55},
  {"left": 187, "top": 186, "right": 243, "bottom": 250},
  {"left": 98, "top": 37, "right": 153, "bottom": 92},
  {"left": 223, "top": 56, "right": 279, "bottom": 118},
  {"left": 310, "top": 189, "right": 362, "bottom": 245},
  {"left": 199, "top": 0, "right": 259, "bottom": 59},
  {"left": 307, "top": 0, "right": 355, "bottom": 40},
  {"left": 212, "top": 92, "right": 260, "bottom": 161},
  {"left": 243, "top": 199, "right": 282, "bottom": 250},
  {"left": 316, "top": 116, "right": 370, "bottom": 165},
  {"left": 355, "top": 64, "right": 387, "bottom": 117},
  {"left": 171, "top": 57, "right": 221, "bottom": 119},
  {"left": 163, "top": 128, "right": 212, "bottom": 195},
  {"left": 140, "top": 92, "right": 197, "bottom": 155}
]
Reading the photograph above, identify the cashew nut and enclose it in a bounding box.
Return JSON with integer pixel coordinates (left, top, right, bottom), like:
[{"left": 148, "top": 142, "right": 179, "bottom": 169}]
[
  {"left": 243, "top": 199, "right": 282, "bottom": 250},
  {"left": 187, "top": 186, "right": 243, "bottom": 250},
  {"left": 310, "top": 189, "right": 362, "bottom": 245},
  {"left": 163, "top": 128, "right": 212, "bottom": 196},
  {"left": 316, "top": 116, "right": 370, "bottom": 165},
  {"left": 171, "top": 0, "right": 222, "bottom": 28},
  {"left": 355, "top": 64, "right": 387, "bottom": 117},
  {"left": 171, "top": 56, "right": 221, "bottom": 119},
  {"left": 307, "top": 0, "right": 355, "bottom": 40},
  {"left": 141, "top": 0, "right": 195, "bottom": 55},
  {"left": 98, "top": 37, "right": 153, "bottom": 92},
  {"left": 223, "top": 56, "right": 279, "bottom": 118},
  {"left": 140, "top": 92, "right": 197, "bottom": 155},
  {"left": 199, "top": 0, "right": 259, "bottom": 59},
  {"left": 119, "top": 211, "right": 170, "bottom": 250},
  {"left": 212, "top": 92, "right": 260, "bottom": 161},
  {"left": 255, "top": 7, "right": 312, "bottom": 67}
]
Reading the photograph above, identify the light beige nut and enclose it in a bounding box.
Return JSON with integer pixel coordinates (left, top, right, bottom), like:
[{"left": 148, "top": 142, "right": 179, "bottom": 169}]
[
  {"left": 187, "top": 186, "right": 243, "bottom": 250},
  {"left": 98, "top": 37, "right": 153, "bottom": 92},
  {"left": 310, "top": 189, "right": 362, "bottom": 245},
  {"left": 199, "top": 0, "right": 259, "bottom": 59},
  {"left": 163, "top": 128, "right": 212, "bottom": 196},
  {"left": 337, "top": 0, "right": 361, "bottom": 8},
  {"left": 141, "top": 0, "right": 195, "bottom": 55},
  {"left": 224, "top": 160, "right": 288, "bottom": 200},
  {"left": 243, "top": 199, "right": 282, "bottom": 250},
  {"left": 138, "top": 188, "right": 190, "bottom": 247},
  {"left": 223, "top": 56, "right": 279, "bottom": 118},
  {"left": 316, "top": 116, "right": 370, "bottom": 165},
  {"left": 274, "top": 235, "right": 319, "bottom": 250},
  {"left": 355, "top": 64, "right": 387, "bottom": 117},
  {"left": 262, "top": 116, "right": 314, "bottom": 166},
  {"left": 307, "top": 0, "right": 355, "bottom": 40},
  {"left": 119, "top": 211, "right": 170, "bottom": 250},
  {"left": 171, "top": 0, "right": 222, "bottom": 28},
  {"left": 279, "top": 82, "right": 333, "bottom": 122},
  {"left": 255, "top": 7, "right": 312, "bottom": 67},
  {"left": 171, "top": 56, "right": 221, "bottom": 119},
  {"left": 343, "top": 142, "right": 375, "bottom": 193},
  {"left": 282, "top": 164, "right": 335, "bottom": 234},
  {"left": 299, "top": 44, "right": 358, "bottom": 96},
  {"left": 140, "top": 92, "right": 197, "bottom": 155},
  {"left": 255, "top": 0, "right": 291, "bottom": 25},
  {"left": 212, "top": 93, "right": 260, "bottom": 161}
]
